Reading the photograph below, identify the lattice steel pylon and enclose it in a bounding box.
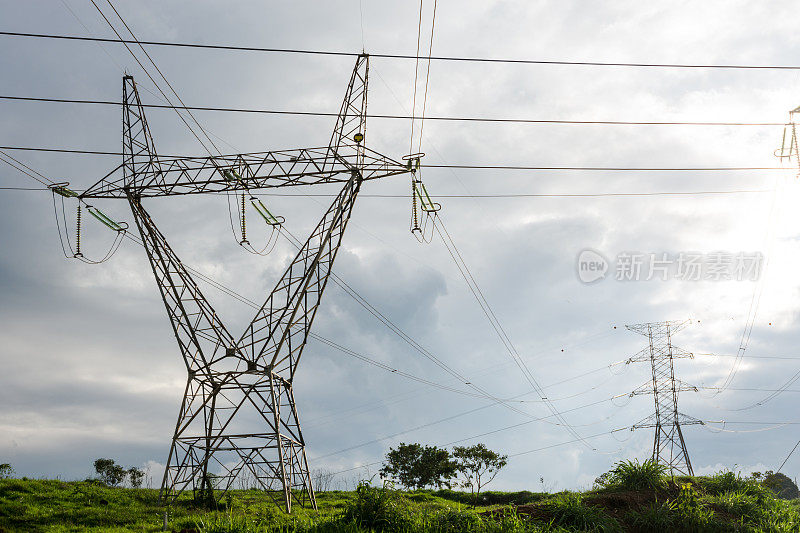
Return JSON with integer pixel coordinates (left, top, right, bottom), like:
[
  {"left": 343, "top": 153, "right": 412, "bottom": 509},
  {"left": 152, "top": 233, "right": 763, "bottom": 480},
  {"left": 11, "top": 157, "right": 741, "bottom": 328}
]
[
  {"left": 80, "top": 55, "right": 409, "bottom": 511},
  {"left": 626, "top": 320, "right": 702, "bottom": 476}
]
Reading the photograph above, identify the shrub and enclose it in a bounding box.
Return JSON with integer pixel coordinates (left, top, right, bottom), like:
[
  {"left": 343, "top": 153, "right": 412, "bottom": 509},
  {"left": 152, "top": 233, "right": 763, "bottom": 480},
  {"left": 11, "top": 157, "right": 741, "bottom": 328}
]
[
  {"left": 340, "top": 481, "right": 412, "bottom": 532},
  {"left": 595, "top": 459, "right": 667, "bottom": 492}
]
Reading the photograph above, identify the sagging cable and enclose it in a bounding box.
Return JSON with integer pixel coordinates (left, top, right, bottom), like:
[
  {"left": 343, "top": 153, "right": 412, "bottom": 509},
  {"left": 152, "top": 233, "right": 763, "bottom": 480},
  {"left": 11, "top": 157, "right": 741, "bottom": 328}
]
[
  {"left": 231, "top": 193, "right": 284, "bottom": 256},
  {"left": 49, "top": 180, "right": 128, "bottom": 264}
]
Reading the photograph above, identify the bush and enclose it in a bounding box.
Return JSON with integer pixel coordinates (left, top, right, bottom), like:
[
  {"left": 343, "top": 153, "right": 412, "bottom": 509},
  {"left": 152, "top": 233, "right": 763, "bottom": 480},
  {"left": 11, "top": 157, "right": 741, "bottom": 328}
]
[
  {"left": 594, "top": 459, "right": 667, "bottom": 492},
  {"left": 0, "top": 464, "right": 13, "bottom": 480},
  {"left": 340, "top": 482, "right": 412, "bottom": 532}
]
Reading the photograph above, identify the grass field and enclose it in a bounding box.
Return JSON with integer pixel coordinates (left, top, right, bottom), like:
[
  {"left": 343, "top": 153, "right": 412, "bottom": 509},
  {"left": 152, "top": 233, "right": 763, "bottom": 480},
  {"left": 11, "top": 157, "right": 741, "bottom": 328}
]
[{"left": 1, "top": 465, "right": 800, "bottom": 532}]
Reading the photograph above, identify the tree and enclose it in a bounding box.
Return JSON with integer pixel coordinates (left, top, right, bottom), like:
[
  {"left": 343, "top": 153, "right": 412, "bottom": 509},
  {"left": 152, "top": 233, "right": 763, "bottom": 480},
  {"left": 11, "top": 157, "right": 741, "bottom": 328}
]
[
  {"left": 93, "top": 458, "right": 126, "bottom": 487},
  {"left": 127, "top": 467, "right": 145, "bottom": 489},
  {"left": 452, "top": 443, "right": 507, "bottom": 503},
  {"left": 761, "top": 470, "right": 799, "bottom": 499},
  {"left": 380, "top": 443, "right": 457, "bottom": 490},
  {"left": 0, "top": 463, "right": 14, "bottom": 480}
]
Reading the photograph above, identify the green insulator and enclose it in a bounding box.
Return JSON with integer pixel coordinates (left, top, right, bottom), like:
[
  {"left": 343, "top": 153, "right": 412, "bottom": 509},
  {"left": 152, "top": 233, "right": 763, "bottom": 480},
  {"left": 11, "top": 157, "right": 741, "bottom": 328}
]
[
  {"left": 53, "top": 186, "right": 78, "bottom": 198},
  {"left": 88, "top": 207, "right": 124, "bottom": 232}
]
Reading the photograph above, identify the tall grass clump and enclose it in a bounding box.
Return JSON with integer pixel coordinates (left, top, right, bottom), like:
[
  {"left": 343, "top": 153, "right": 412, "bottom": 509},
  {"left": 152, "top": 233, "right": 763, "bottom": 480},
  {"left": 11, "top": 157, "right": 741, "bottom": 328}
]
[
  {"left": 544, "top": 492, "right": 621, "bottom": 532},
  {"left": 625, "top": 501, "right": 674, "bottom": 531},
  {"left": 195, "top": 507, "right": 269, "bottom": 533},
  {"left": 340, "top": 482, "right": 412, "bottom": 532},
  {"left": 594, "top": 459, "right": 667, "bottom": 492},
  {"left": 710, "top": 489, "right": 762, "bottom": 519},
  {"left": 426, "top": 507, "right": 483, "bottom": 533},
  {"left": 701, "top": 470, "right": 766, "bottom": 498},
  {"left": 670, "top": 483, "right": 713, "bottom": 529}
]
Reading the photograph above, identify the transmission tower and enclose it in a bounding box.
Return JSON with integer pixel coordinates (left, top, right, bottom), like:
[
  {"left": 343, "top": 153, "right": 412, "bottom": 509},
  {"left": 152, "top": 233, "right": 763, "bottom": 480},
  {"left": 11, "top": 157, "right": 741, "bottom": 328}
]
[
  {"left": 626, "top": 320, "right": 702, "bottom": 476},
  {"left": 79, "top": 54, "right": 409, "bottom": 511}
]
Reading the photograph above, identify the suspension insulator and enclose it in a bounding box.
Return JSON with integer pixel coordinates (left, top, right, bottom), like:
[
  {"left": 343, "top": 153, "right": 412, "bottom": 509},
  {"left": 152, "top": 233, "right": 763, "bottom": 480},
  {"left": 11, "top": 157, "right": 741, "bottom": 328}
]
[
  {"left": 410, "top": 179, "right": 420, "bottom": 233},
  {"left": 75, "top": 204, "right": 83, "bottom": 258},
  {"left": 240, "top": 193, "right": 248, "bottom": 244}
]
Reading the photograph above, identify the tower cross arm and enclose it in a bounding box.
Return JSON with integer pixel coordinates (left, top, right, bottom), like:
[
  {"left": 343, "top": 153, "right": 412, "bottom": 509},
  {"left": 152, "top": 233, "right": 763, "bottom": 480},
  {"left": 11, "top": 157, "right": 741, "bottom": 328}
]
[{"left": 79, "top": 145, "right": 407, "bottom": 199}]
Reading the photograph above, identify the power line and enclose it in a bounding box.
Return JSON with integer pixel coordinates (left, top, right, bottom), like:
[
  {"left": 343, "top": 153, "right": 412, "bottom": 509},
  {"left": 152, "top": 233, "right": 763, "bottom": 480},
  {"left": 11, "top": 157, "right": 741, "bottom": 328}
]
[
  {"left": 88, "top": 0, "right": 222, "bottom": 156},
  {"left": 699, "top": 386, "right": 800, "bottom": 393},
  {"left": 328, "top": 426, "right": 625, "bottom": 476},
  {"left": 1, "top": 95, "right": 785, "bottom": 127},
  {"left": 432, "top": 212, "right": 591, "bottom": 448},
  {"left": 311, "top": 393, "right": 620, "bottom": 462},
  {"left": 0, "top": 146, "right": 784, "bottom": 171},
  {"left": 424, "top": 164, "right": 783, "bottom": 171},
  {"left": 5, "top": 31, "right": 800, "bottom": 70},
  {"left": 0, "top": 155, "right": 509, "bottom": 408},
  {"left": 777, "top": 437, "right": 800, "bottom": 473},
  {"left": 698, "top": 352, "right": 800, "bottom": 361},
  {"left": 1, "top": 152, "right": 631, "bottom": 428},
  {"left": 254, "top": 190, "right": 774, "bottom": 198},
  {"left": 704, "top": 421, "right": 800, "bottom": 425},
  {"left": 0, "top": 183, "right": 772, "bottom": 197}
]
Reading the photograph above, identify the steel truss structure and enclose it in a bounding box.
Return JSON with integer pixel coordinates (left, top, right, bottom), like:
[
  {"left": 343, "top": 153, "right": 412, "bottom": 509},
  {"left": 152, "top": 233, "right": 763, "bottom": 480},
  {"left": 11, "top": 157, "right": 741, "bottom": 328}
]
[
  {"left": 626, "top": 320, "right": 702, "bottom": 476},
  {"left": 80, "top": 54, "right": 408, "bottom": 511}
]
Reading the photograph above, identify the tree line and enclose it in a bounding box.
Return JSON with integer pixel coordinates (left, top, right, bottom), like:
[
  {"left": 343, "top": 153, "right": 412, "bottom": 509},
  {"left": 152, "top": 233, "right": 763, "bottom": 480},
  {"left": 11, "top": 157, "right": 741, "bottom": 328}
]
[{"left": 379, "top": 442, "right": 507, "bottom": 501}]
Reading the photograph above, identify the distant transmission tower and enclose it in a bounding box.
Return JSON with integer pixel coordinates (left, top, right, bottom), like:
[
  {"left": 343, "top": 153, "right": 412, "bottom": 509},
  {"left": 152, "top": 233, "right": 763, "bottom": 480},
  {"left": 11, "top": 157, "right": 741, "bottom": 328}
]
[
  {"left": 626, "top": 320, "right": 702, "bottom": 476},
  {"left": 77, "top": 55, "right": 409, "bottom": 512}
]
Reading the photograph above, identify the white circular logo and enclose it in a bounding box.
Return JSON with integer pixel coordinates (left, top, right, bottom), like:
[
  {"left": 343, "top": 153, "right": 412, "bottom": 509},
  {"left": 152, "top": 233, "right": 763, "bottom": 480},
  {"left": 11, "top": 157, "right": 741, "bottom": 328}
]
[{"left": 576, "top": 249, "right": 608, "bottom": 283}]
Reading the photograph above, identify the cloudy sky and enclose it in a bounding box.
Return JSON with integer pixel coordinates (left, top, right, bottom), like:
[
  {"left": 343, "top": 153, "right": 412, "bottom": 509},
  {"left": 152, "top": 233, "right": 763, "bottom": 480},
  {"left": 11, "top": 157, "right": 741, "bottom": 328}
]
[{"left": 3, "top": 0, "right": 800, "bottom": 491}]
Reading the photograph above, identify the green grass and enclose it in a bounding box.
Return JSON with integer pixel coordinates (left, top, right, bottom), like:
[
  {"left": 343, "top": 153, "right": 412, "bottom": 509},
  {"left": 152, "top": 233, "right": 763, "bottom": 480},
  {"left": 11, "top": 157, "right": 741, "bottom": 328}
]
[
  {"left": 542, "top": 493, "right": 620, "bottom": 532},
  {"left": 1, "top": 469, "right": 799, "bottom": 532},
  {"left": 593, "top": 459, "right": 667, "bottom": 492}
]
